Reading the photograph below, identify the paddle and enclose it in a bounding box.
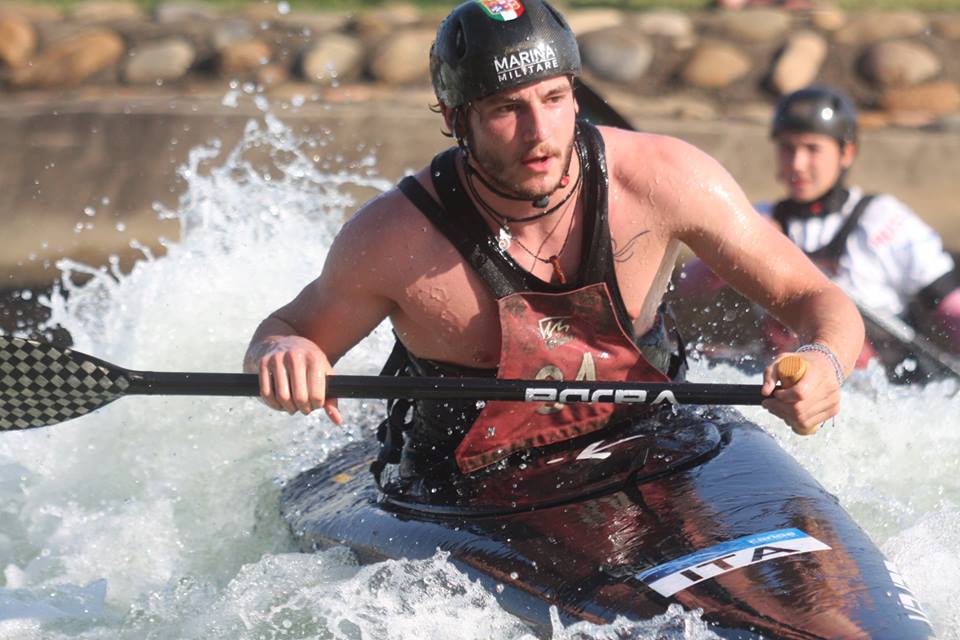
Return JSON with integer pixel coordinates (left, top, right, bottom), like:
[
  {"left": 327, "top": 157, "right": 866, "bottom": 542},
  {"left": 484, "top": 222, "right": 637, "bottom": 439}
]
[
  {"left": 856, "top": 303, "right": 960, "bottom": 379},
  {"left": 0, "top": 335, "right": 808, "bottom": 431}
]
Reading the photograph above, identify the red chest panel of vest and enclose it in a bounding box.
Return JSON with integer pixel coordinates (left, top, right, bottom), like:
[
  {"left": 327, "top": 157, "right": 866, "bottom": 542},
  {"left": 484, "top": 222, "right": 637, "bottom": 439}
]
[{"left": 454, "top": 282, "right": 669, "bottom": 473}]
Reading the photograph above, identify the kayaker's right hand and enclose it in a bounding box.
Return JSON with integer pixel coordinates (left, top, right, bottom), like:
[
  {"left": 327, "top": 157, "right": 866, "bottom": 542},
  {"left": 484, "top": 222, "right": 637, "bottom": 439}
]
[{"left": 256, "top": 336, "right": 342, "bottom": 424}]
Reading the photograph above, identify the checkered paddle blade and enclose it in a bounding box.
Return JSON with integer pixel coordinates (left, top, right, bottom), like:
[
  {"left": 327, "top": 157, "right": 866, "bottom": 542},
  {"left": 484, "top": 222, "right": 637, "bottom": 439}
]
[{"left": 0, "top": 336, "right": 131, "bottom": 430}]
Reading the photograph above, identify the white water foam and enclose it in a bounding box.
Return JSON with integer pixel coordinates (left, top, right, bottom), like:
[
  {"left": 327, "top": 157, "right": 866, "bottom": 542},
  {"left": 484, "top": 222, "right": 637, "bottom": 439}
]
[{"left": 1, "top": 96, "right": 957, "bottom": 639}]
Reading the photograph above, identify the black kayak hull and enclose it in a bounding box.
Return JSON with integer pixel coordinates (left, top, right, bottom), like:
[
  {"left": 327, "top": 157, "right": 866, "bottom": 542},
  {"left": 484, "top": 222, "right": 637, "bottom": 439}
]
[{"left": 280, "top": 408, "right": 935, "bottom": 639}]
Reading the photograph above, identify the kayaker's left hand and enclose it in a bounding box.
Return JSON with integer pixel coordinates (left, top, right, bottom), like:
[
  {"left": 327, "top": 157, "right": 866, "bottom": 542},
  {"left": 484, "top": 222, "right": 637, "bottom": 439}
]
[{"left": 761, "top": 351, "right": 840, "bottom": 435}]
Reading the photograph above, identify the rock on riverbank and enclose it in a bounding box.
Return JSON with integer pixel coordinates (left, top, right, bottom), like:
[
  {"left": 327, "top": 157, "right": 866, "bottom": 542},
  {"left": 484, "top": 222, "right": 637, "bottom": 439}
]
[{"left": 1, "top": 1, "right": 960, "bottom": 129}]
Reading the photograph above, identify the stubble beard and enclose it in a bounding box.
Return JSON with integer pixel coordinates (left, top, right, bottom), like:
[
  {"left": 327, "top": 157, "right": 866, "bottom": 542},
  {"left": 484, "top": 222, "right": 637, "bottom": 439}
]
[{"left": 470, "top": 135, "right": 575, "bottom": 202}]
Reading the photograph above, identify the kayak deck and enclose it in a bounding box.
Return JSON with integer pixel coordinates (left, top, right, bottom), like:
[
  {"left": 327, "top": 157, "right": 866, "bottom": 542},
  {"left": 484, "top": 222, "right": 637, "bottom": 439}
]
[{"left": 281, "top": 407, "right": 934, "bottom": 639}]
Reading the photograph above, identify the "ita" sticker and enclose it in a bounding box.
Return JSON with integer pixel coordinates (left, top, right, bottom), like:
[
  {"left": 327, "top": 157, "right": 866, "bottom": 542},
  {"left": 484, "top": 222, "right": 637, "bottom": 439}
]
[{"left": 637, "top": 528, "right": 831, "bottom": 597}]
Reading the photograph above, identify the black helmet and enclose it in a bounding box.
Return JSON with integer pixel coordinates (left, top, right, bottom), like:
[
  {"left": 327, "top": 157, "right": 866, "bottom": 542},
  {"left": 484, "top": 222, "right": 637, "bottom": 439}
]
[
  {"left": 430, "top": 0, "right": 581, "bottom": 108},
  {"left": 771, "top": 86, "right": 858, "bottom": 145}
]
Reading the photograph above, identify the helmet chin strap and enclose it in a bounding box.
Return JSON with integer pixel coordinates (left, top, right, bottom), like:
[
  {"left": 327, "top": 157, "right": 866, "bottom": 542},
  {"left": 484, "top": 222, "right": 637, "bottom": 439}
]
[
  {"left": 466, "top": 162, "right": 571, "bottom": 209},
  {"left": 532, "top": 193, "right": 551, "bottom": 209}
]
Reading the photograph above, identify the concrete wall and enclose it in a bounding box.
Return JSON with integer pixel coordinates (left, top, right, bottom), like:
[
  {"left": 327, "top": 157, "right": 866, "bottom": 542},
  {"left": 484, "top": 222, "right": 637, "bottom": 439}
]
[{"left": 2, "top": 93, "right": 958, "bottom": 290}]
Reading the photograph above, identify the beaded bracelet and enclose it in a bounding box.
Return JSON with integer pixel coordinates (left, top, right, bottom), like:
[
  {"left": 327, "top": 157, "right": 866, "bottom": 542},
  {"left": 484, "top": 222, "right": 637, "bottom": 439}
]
[{"left": 797, "top": 342, "right": 845, "bottom": 387}]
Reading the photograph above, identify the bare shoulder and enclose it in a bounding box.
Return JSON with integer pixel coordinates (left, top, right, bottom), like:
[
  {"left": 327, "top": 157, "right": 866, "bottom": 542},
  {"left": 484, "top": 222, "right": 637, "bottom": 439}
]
[
  {"left": 322, "top": 168, "right": 456, "bottom": 290},
  {"left": 598, "top": 125, "right": 698, "bottom": 157},
  {"left": 334, "top": 174, "right": 421, "bottom": 246},
  {"left": 597, "top": 125, "right": 754, "bottom": 234},
  {"left": 598, "top": 125, "right": 727, "bottom": 185},
  {"left": 329, "top": 170, "right": 436, "bottom": 256}
]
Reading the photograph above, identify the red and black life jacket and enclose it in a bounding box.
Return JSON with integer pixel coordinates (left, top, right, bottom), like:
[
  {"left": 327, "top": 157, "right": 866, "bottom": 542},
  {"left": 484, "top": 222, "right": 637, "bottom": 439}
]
[{"left": 372, "top": 122, "right": 685, "bottom": 486}]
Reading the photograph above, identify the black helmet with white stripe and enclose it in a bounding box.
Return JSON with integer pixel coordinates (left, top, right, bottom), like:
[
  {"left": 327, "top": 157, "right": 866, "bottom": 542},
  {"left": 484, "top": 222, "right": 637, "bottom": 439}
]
[{"left": 430, "top": 0, "right": 581, "bottom": 108}]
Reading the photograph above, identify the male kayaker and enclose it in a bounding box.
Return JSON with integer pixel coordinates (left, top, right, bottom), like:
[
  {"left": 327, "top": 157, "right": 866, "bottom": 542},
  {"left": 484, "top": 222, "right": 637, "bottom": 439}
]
[
  {"left": 244, "top": 1, "right": 863, "bottom": 479},
  {"left": 767, "top": 86, "right": 960, "bottom": 353},
  {"left": 682, "top": 86, "right": 960, "bottom": 361}
]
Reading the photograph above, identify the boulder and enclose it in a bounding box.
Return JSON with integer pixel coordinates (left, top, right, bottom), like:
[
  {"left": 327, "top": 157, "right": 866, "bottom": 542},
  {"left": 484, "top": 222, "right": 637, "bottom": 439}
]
[
  {"left": 809, "top": 4, "right": 846, "bottom": 32},
  {"left": 769, "top": 31, "right": 828, "bottom": 95},
  {"left": 70, "top": 1, "right": 144, "bottom": 23},
  {"left": 0, "top": 13, "right": 36, "bottom": 69},
  {"left": 10, "top": 29, "right": 124, "bottom": 88},
  {"left": 351, "top": 3, "right": 421, "bottom": 41},
  {"left": 218, "top": 39, "right": 272, "bottom": 76},
  {"left": 154, "top": 2, "right": 219, "bottom": 23},
  {"left": 301, "top": 33, "right": 364, "bottom": 85},
  {"left": 273, "top": 11, "right": 351, "bottom": 35},
  {"left": 859, "top": 40, "right": 941, "bottom": 89},
  {"left": 0, "top": 3, "right": 63, "bottom": 21},
  {"left": 565, "top": 9, "right": 624, "bottom": 36},
  {"left": 932, "top": 15, "right": 960, "bottom": 40},
  {"left": 123, "top": 38, "right": 194, "bottom": 83},
  {"left": 721, "top": 9, "right": 792, "bottom": 43},
  {"left": 580, "top": 27, "right": 654, "bottom": 84},
  {"left": 367, "top": 28, "right": 434, "bottom": 85},
  {"left": 681, "top": 41, "right": 751, "bottom": 89},
  {"left": 879, "top": 81, "right": 960, "bottom": 116},
  {"left": 211, "top": 19, "right": 254, "bottom": 51},
  {"left": 634, "top": 10, "right": 695, "bottom": 41},
  {"left": 240, "top": 3, "right": 288, "bottom": 23},
  {"left": 833, "top": 12, "right": 927, "bottom": 45},
  {"left": 110, "top": 19, "right": 211, "bottom": 52}
]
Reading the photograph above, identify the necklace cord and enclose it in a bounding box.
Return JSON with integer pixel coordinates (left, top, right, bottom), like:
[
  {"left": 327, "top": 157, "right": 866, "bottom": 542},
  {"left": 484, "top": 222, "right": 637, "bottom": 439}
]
[{"left": 465, "top": 148, "right": 583, "bottom": 284}]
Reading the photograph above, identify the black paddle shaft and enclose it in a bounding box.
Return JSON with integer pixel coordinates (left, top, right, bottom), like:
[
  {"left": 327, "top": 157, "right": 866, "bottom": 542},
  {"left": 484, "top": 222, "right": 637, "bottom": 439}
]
[{"left": 0, "top": 335, "right": 765, "bottom": 431}]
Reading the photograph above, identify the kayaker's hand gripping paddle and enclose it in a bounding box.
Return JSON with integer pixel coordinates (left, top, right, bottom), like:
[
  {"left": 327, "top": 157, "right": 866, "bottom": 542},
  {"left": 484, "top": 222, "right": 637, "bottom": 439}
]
[{"left": 0, "top": 334, "right": 804, "bottom": 431}]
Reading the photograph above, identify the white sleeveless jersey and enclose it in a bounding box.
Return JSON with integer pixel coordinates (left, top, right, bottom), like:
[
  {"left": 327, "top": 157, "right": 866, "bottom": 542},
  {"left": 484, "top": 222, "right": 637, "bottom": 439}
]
[{"left": 757, "top": 186, "right": 956, "bottom": 317}]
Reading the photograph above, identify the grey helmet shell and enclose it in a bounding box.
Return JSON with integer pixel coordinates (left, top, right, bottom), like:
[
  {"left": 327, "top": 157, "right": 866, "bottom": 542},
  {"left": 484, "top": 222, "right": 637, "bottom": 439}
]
[
  {"left": 430, "top": 0, "right": 581, "bottom": 108},
  {"left": 771, "top": 86, "right": 859, "bottom": 145}
]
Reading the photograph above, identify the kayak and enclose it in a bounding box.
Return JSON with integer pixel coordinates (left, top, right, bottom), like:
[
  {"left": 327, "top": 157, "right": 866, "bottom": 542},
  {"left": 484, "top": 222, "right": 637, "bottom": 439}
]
[{"left": 280, "top": 406, "right": 935, "bottom": 639}]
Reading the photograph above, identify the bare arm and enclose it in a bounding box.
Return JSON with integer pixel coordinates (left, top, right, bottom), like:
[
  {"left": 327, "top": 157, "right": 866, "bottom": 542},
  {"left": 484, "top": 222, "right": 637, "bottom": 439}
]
[
  {"left": 244, "top": 197, "right": 398, "bottom": 421},
  {"left": 611, "top": 129, "right": 864, "bottom": 433}
]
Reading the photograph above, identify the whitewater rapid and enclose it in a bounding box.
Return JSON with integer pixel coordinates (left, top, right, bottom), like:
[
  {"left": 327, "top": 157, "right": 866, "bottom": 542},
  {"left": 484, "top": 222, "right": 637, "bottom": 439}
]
[{"left": 1, "top": 94, "right": 958, "bottom": 640}]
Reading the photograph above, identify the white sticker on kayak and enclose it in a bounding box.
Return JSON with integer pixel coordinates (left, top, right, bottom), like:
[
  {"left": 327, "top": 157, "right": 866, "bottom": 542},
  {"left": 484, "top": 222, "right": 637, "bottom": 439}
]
[
  {"left": 884, "top": 560, "right": 933, "bottom": 628},
  {"left": 637, "top": 528, "right": 831, "bottom": 597}
]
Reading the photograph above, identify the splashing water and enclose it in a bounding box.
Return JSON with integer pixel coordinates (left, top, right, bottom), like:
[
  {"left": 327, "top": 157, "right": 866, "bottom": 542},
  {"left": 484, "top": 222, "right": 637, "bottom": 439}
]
[{"left": 1, "top": 101, "right": 958, "bottom": 640}]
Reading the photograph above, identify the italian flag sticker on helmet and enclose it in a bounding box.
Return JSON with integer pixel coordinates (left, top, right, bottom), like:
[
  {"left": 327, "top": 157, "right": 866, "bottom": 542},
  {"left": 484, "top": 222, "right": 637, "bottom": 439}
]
[{"left": 478, "top": 0, "right": 525, "bottom": 21}]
